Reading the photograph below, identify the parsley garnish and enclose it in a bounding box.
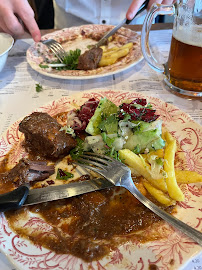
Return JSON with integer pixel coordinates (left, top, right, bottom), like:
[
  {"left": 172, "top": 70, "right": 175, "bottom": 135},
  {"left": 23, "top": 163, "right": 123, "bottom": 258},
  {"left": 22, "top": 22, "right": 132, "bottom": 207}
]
[
  {"left": 156, "top": 157, "right": 164, "bottom": 166},
  {"left": 39, "top": 64, "right": 49, "bottom": 69},
  {"left": 63, "top": 49, "right": 81, "bottom": 70},
  {"left": 50, "top": 49, "right": 81, "bottom": 70},
  {"left": 133, "top": 145, "right": 141, "bottom": 154},
  {"left": 56, "top": 168, "right": 74, "bottom": 180},
  {"left": 70, "top": 137, "right": 84, "bottom": 160},
  {"left": 35, "top": 83, "right": 43, "bottom": 92},
  {"left": 101, "top": 132, "right": 116, "bottom": 147}
]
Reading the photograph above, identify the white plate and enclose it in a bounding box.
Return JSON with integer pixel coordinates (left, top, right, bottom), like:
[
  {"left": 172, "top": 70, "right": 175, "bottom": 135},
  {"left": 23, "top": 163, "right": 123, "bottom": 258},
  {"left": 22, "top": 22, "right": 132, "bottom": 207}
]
[
  {"left": 0, "top": 89, "right": 201, "bottom": 270},
  {"left": 26, "top": 25, "right": 143, "bottom": 80}
]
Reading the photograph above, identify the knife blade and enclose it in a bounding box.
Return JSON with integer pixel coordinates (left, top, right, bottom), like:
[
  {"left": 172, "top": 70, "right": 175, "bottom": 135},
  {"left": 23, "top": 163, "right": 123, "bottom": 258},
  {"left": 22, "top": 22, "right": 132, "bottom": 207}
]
[
  {"left": 0, "top": 178, "right": 114, "bottom": 212},
  {"left": 95, "top": 0, "right": 149, "bottom": 48}
]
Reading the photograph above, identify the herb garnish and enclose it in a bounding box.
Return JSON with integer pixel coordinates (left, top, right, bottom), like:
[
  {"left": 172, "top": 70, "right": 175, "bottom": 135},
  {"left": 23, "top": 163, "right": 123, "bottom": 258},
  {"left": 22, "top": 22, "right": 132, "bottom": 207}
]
[
  {"left": 56, "top": 168, "right": 74, "bottom": 180},
  {"left": 35, "top": 83, "right": 43, "bottom": 92},
  {"left": 48, "top": 49, "right": 81, "bottom": 70},
  {"left": 70, "top": 137, "right": 84, "bottom": 160},
  {"left": 60, "top": 125, "right": 76, "bottom": 137},
  {"left": 39, "top": 64, "right": 49, "bottom": 69}
]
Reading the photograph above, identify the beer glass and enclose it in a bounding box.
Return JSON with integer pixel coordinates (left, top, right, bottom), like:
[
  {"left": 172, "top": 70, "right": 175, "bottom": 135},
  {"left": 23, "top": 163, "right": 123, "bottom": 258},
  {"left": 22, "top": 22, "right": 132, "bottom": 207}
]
[{"left": 141, "top": 0, "right": 202, "bottom": 98}]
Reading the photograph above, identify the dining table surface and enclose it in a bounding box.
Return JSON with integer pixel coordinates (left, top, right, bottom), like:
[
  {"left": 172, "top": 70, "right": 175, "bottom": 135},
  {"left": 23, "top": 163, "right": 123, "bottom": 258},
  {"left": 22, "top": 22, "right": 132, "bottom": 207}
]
[{"left": 0, "top": 23, "right": 201, "bottom": 270}]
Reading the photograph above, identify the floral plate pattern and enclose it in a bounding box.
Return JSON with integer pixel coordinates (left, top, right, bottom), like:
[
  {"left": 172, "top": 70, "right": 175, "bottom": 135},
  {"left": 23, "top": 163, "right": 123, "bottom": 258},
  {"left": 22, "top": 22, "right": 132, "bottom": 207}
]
[
  {"left": 26, "top": 25, "right": 143, "bottom": 80},
  {"left": 0, "top": 89, "right": 201, "bottom": 270}
]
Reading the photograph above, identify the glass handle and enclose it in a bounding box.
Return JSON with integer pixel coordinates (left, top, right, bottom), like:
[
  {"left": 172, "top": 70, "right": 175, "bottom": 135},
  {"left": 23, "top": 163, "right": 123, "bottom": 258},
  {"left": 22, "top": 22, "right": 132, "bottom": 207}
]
[{"left": 141, "top": 4, "right": 175, "bottom": 73}]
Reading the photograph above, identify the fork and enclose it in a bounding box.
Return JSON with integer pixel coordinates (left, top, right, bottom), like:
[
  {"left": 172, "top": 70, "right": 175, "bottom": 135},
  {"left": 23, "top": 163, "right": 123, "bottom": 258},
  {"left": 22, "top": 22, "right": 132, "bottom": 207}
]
[
  {"left": 41, "top": 39, "right": 67, "bottom": 65},
  {"left": 76, "top": 152, "right": 202, "bottom": 246}
]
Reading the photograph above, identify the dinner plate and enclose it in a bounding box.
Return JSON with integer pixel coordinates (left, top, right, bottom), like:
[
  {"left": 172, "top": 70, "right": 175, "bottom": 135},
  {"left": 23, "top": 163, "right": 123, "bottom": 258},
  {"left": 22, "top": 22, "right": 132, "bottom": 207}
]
[
  {"left": 0, "top": 89, "right": 201, "bottom": 270},
  {"left": 26, "top": 25, "right": 143, "bottom": 80}
]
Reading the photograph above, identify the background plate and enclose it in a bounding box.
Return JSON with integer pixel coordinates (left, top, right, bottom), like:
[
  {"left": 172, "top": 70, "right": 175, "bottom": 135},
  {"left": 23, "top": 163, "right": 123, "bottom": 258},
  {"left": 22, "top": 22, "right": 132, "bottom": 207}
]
[{"left": 26, "top": 25, "right": 143, "bottom": 80}]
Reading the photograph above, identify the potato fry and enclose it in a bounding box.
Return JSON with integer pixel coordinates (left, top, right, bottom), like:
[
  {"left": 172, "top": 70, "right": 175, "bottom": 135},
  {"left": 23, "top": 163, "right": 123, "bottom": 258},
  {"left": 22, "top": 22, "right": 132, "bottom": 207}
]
[
  {"left": 143, "top": 180, "right": 175, "bottom": 206},
  {"left": 108, "top": 36, "right": 113, "bottom": 42},
  {"left": 119, "top": 149, "right": 167, "bottom": 192},
  {"left": 100, "top": 46, "right": 108, "bottom": 52},
  {"left": 164, "top": 131, "right": 175, "bottom": 144},
  {"left": 109, "top": 48, "right": 129, "bottom": 59},
  {"left": 99, "top": 43, "right": 132, "bottom": 67},
  {"left": 164, "top": 139, "right": 184, "bottom": 201},
  {"left": 141, "top": 149, "right": 164, "bottom": 160},
  {"left": 120, "top": 42, "right": 133, "bottom": 50},
  {"left": 129, "top": 166, "right": 141, "bottom": 177},
  {"left": 99, "top": 48, "right": 129, "bottom": 67},
  {"left": 98, "top": 57, "right": 117, "bottom": 67},
  {"left": 175, "top": 170, "right": 202, "bottom": 183},
  {"left": 102, "top": 47, "right": 119, "bottom": 54}
]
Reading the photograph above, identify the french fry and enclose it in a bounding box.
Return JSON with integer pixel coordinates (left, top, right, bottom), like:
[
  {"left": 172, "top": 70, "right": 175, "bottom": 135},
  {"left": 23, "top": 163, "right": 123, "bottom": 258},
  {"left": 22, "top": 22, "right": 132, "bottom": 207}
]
[
  {"left": 119, "top": 149, "right": 167, "bottom": 192},
  {"left": 108, "top": 36, "right": 113, "bottom": 42},
  {"left": 100, "top": 45, "right": 107, "bottom": 52},
  {"left": 164, "top": 139, "right": 184, "bottom": 201},
  {"left": 129, "top": 166, "right": 141, "bottom": 177},
  {"left": 98, "top": 57, "right": 117, "bottom": 67},
  {"left": 99, "top": 43, "right": 132, "bottom": 67},
  {"left": 102, "top": 46, "right": 119, "bottom": 54},
  {"left": 164, "top": 131, "right": 175, "bottom": 144},
  {"left": 120, "top": 42, "right": 133, "bottom": 50},
  {"left": 109, "top": 48, "right": 129, "bottom": 59},
  {"left": 141, "top": 149, "right": 164, "bottom": 160},
  {"left": 143, "top": 180, "right": 175, "bottom": 206},
  {"left": 99, "top": 49, "right": 129, "bottom": 67},
  {"left": 175, "top": 170, "right": 202, "bottom": 183}
]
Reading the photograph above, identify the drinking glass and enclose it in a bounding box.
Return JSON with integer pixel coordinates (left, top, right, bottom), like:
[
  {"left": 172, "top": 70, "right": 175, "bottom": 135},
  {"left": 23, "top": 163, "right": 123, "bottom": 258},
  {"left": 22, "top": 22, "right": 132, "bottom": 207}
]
[{"left": 141, "top": 0, "right": 202, "bottom": 98}]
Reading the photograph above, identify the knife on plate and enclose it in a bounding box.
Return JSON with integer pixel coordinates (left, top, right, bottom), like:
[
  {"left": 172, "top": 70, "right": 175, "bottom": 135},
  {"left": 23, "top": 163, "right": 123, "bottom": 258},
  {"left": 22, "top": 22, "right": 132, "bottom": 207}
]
[
  {"left": 95, "top": 0, "right": 149, "bottom": 48},
  {"left": 0, "top": 178, "right": 114, "bottom": 212}
]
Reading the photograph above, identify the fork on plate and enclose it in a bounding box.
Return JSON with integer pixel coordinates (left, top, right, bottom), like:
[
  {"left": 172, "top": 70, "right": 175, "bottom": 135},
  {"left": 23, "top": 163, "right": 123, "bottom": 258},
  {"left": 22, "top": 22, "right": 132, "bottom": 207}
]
[
  {"left": 76, "top": 152, "right": 202, "bottom": 246},
  {"left": 41, "top": 39, "right": 67, "bottom": 66}
]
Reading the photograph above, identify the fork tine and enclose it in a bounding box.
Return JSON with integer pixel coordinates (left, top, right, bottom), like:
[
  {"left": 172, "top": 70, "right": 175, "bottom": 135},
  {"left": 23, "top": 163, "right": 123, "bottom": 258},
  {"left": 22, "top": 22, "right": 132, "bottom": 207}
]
[
  {"left": 83, "top": 152, "right": 116, "bottom": 162},
  {"left": 80, "top": 154, "right": 109, "bottom": 166},
  {"left": 51, "top": 40, "right": 66, "bottom": 55},
  {"left": 50, "top": 42, "right": 66, "bottom": 60},
  {"left": 49, "top": 44, "right": 64, "bottom": 63},
  {"left": 41, "top": 39, "right": 66, "bottom": 63},
  {"left": 77, "top": 157, "right": 106, "bottom": 169},
  {"left": 75, "top": 162, "right": 103, "bottom": 175}
]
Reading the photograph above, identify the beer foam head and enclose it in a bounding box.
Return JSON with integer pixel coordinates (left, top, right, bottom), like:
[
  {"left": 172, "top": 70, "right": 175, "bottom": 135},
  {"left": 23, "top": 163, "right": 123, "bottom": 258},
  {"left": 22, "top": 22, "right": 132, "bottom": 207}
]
[
  {"left": 173, "top": 2, "right": 202, "bottom": 47},
  {"left": 173, "top": 25, "right": 202, "bottom": 48}
]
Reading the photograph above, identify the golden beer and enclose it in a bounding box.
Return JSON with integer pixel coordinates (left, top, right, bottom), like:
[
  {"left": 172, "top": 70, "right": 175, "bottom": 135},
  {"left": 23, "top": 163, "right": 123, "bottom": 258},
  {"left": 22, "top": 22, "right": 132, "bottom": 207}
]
[
  {"left": 141, "top": 1, "right": 202, "bottom": 98},
  {"left": 167, "top": 30, "right": 202, "bottom": 92}
]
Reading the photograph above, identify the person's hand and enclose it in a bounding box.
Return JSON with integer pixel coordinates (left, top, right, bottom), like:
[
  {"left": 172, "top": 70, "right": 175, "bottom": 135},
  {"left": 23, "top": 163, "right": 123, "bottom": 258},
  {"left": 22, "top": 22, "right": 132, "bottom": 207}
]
[
  {"left": 126, "top": 0, "right": 175, "bottom": 20},
  {"left": 0, "top": 0, "right": 41, "bottom": 41}
]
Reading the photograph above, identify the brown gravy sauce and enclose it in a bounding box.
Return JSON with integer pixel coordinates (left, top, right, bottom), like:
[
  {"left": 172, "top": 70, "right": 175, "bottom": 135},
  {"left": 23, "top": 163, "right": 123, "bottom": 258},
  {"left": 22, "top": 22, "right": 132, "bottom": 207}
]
[{"left": 4, "top": 172, "right": 174, "bottom": 262}]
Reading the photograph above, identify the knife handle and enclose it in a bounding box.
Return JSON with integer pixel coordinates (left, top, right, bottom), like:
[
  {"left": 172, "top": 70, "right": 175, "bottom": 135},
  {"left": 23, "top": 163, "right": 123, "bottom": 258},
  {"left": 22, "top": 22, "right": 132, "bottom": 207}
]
[
  {"left": 0, "top": 185, "right": 29, "bottom": 212},
  {"left": 126, "top": 0, "right": 149, "bottom": 24}
]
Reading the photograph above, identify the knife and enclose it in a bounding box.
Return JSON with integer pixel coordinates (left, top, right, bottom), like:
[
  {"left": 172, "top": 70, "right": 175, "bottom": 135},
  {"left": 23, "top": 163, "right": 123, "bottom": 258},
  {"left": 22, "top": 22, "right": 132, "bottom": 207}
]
[
  {"left": 95, "top": 0, "right": 149, "bottom": 48},
  {"left": 0, "top": 178, "right": 114, "bottom": 212}
]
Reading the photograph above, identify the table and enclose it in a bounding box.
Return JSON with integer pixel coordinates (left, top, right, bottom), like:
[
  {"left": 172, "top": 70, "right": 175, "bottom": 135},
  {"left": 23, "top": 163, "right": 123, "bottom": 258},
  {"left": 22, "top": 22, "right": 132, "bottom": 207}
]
[{"left": 0, "top": 24, "right": 201, "bottom": 270}]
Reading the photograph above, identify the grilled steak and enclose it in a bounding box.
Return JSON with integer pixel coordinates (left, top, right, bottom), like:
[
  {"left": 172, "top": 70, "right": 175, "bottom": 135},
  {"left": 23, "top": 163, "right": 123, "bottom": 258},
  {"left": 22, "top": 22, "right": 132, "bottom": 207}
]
[
  {"left": 19, "top": 112, "right": 77, "bottom": 159},
  {"left": 2, "top": 159, "right": 55, "bottom": 187},
  {"left": 77, "top": 47, "right": 103, "bottom": 70}
]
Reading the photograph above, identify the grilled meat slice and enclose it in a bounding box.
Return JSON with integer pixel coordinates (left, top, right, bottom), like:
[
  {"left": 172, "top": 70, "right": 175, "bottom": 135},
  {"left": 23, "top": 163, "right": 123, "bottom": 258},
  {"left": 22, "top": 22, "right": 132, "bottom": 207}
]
[
  {"left": 77, "top": 47, "right": 103, "bottom": 70},
  {"left": 19, "top": 112, "right": 77, "bottom": 159},
  {"left": 3, "top": 159, "right": 55, "bottom": 187}
]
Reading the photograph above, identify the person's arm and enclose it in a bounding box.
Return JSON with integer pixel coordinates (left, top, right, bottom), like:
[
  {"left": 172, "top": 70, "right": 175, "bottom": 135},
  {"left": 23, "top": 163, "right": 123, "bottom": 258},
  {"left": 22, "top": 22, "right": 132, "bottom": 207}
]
[
  {"left": 0, "top": 0, "right": 41, "bottom": 41},
  {"left": 126, "top": 0, "right": 175, "bottom": 20}
]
